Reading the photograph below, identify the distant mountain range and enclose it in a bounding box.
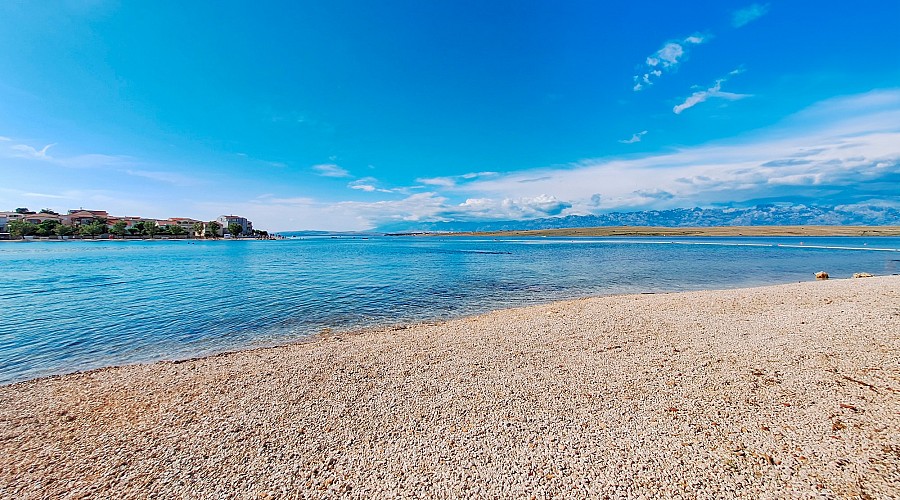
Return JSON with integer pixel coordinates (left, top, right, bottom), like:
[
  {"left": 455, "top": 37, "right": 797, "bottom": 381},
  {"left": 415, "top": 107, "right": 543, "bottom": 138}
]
[{"left": 376, "top": 204, "right": 900, "bottom": 233}]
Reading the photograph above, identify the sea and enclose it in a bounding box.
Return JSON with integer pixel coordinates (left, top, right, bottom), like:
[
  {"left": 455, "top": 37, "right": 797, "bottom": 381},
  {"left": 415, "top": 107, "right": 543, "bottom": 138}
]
[{"left": 1, "top": 235, "right": 898, "bottom": 384}]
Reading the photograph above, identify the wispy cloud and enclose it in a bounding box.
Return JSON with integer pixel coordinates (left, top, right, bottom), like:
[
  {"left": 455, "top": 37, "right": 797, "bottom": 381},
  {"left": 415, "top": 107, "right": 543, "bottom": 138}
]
[
  {"left": 22, "top": 191, "right": 68, "bottom": 199},
  {"left": 416, "top": 171, "right": 498, "bottom": 188},
  {"left": 619, "top": 131, "right": 648, "bottom": 144},
  {"left": 453, "top": 89, "right": 900, "bottom": 213},
  {"left": 633, "top": 35, "right": 706, "bottom": 91},
  {"left": 733, "top": 3, "right": 770, "bottom": 28},
  {"left": 11, "top": 143, "right": 55, "bottom": 160},
  {"left": 417, "top": 176, "right": 456, "bottom": 188},
  {"left": 124, "top": 169, "right": 200, "bottom": 187},
  {"left": 5, "top": 141, "right": 134, "bottom": 169},
  {"left": 348, "top": 177, "right": 396, "bottom": 193},
  {"left": 0, "top": 136, "right": 11, "bottom": 142},
  {"left": 673, "top": 70, "right": 751, "bottom": 114},
  {"left": 57, "top": 153, "right": 132, "bottom": 168},
  {"left": 4, "top": 141, "right": 201, "bottom": 187},
  {"left": 312, "top": 163, "right": 351, "bottom": 178},
  {"left": 225, "top": 90, "right": 900, "bottom": 231}
]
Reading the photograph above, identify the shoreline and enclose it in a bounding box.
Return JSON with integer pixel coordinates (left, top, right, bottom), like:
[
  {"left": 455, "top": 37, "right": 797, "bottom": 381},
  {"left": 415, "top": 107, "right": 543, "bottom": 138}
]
[
  {"left": 5, "top": 275, "right": 893, "bottom": 387},
  {"left": 1, "top": 277, "right": 898, "bottom": 496},
  {"left": 440, "top": 225, "right": 900, "bottom": 237}
]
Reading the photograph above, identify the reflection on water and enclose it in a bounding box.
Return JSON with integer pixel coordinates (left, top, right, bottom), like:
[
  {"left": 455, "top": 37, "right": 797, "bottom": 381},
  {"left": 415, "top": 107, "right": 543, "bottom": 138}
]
[{"left": 1, "top": 236, "right": 897, "bottom": 383}]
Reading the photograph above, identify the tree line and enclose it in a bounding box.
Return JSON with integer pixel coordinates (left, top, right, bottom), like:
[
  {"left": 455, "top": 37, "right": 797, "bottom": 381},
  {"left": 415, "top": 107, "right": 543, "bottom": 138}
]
[{"left": 6, "top": 218, "right": 269, "bottom": 239}]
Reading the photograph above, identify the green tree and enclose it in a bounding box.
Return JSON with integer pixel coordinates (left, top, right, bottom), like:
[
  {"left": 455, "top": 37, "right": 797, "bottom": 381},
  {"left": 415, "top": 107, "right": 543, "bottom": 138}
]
[
  {"left": 144, "top": 222, "right": 159, "bottom": 239},
  {"left": 110, "top": 221, "right": 128, "bottom": 238},
  {"left": 79, "top": 222, "right": 105, "bottom": 239},
  {"left": 39, "top": 208, "right": 58, "bottom": 215},
  {"left": 227, "top": 222, "right": 243, "bottom": 238},
  {"left": 205, "top": 221, "right": 221, "bottom": 239},
  {"left": 191, "top": 222, "right": 204, "bottom": 238},
  {"left": 168, "top": 224, "right": 185, "bottom": 236},
  {"left": 35, "top": 219, "right": 60, "bottom": 237},
  {"left": 54, "top": 224, "right": 75, "bottom": 237},
  {"left": 8, "top": 220, "right": 36, "bottom": 238}
]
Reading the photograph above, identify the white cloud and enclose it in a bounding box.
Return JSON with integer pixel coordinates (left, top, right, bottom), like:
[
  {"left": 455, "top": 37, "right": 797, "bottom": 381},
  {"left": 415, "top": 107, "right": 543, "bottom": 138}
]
[
  {"left": 5, "top": 141, "right": 133, "bottom": 169},
  {"left": 461, "top": 171, "right": 497, "bottom": 179},
  {"left": 221, "top": 90, "right": 900, "bottom": 230},
  {"left": 329, "top": 193, "right": 571, "bottom": 228},
  {"left": 11, "top": 143, "right": 55, "bottom": 160},
  {"left": 348, "top": 177, "right": 395, "bottom": 193},
  {"left": 0, "top": 136, "right": 11, "bottom": 142},
  {"left": 417, "top": 171, "right": 498, "bottom": 188},
  {"left": 633, "top": 35, "right": 706, "bottom": 91},
  {"left": 218, "top": 191, "right": 574, "bottom": 231},
  {"left": 456, "top": 89, "right": 900, "bottom": 213},
  {"left": 650, "top": 43, "right": 684, "bottom": 67},
  {"left": 733, "top": 4, "right": 770, "bottom": 28},
  {"left": 619, "top": 130, "right": 648, "bottom": 144},
  {"left": 349, "top": 182, "right": 377, "bottom": 192},
  {"left": 312, "top": 163, "right": 351, "bottom": 178},
  {"left": 455, "top": 195, "right": 571, "bottom": 219},
  {"left": 417, "top": 176, "right": 456, "bottom": 187},
  {"left": 673, "top": 72, "right": 751, "bottom": 114},
  {"left": 22, "top": 192, "right": 67, "bottom": 199}
]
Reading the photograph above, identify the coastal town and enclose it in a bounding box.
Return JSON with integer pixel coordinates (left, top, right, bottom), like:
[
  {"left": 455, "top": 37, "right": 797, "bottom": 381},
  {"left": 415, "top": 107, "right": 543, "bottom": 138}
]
[{"left": 0, "top": 208, "right": 272, "bottom": 240}]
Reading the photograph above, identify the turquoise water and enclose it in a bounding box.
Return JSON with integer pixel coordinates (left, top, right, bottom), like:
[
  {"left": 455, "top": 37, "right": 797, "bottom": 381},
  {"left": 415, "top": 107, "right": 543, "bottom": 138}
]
[{"left": 1, "top": 236, "right": 898, "bottom": 384}]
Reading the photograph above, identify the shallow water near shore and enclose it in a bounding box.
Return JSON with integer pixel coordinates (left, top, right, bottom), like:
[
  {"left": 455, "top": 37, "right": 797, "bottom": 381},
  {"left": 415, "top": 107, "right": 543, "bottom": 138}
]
[{"left": 1, "top": 235, "right": 898, "bottom": 384}]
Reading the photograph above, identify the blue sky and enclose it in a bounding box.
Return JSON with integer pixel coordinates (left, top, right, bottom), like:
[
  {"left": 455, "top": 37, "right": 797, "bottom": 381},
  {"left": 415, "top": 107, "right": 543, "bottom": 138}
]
[{"left": 1, "top": 1, "right": 898, "bottom": 230}]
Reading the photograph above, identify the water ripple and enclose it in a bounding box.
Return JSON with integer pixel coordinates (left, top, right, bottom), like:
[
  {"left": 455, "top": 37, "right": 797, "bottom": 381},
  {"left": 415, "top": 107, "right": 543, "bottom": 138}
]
[{"left": 1, "top": 236, "right": 898, "bottom": 383}]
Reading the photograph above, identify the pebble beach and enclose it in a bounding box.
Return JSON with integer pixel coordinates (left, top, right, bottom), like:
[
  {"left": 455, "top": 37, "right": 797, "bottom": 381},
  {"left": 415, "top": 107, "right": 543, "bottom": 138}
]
[{"left": 1, "top": 276, "right": 898, "bottom": 498}]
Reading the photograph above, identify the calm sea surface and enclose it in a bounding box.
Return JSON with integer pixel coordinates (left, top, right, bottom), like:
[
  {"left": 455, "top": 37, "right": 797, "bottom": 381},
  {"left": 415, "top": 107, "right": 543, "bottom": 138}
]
[{"left": 1, "top": 236, "right": 898, "bottom": 384}]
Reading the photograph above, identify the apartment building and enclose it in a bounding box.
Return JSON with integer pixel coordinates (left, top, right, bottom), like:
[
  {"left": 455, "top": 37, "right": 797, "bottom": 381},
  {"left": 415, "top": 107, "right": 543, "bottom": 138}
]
[{"left": 215, "top": 215, "right": 253, "bottom": 236}]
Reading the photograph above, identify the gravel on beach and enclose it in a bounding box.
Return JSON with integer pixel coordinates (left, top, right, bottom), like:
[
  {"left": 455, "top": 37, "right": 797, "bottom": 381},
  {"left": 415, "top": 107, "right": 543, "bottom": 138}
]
[{"left": 1, "top": 276, "right": 898, "bottom": 498}]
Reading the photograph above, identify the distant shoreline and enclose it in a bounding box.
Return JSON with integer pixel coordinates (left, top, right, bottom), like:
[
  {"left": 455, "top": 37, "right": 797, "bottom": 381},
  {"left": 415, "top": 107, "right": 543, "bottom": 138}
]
[{"left": 437, "top": 225, "right": 900, "bottom": 237}]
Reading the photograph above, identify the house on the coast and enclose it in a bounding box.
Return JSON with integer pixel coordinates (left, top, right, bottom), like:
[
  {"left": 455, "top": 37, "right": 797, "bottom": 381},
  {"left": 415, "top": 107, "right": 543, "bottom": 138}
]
[
  {"left": 0, "top": 211, "right": 25, "bottom": 231},
  {"left": 166, "top": 217, "right": 203, "bottom": 235},
  {"left": 2, "top": 207, "right": 263, "bottom": 239},
  {"left": 0, "top": 212, "right": 12, "bottom": 232},
  {"left": 61, "top": 210, "right": 109, "bottom": 226},
  {"left": 0, "top": 210, "right": 61, "bottom": 230},
  {"left": 106, "top": 216, "right": 145, "bottom": 230},
  {"left": 22, "top": 213, "right": 61, "bottom": 225},
  {"left": 216, "top": 215, "right": 253, "bottom": 236}
]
